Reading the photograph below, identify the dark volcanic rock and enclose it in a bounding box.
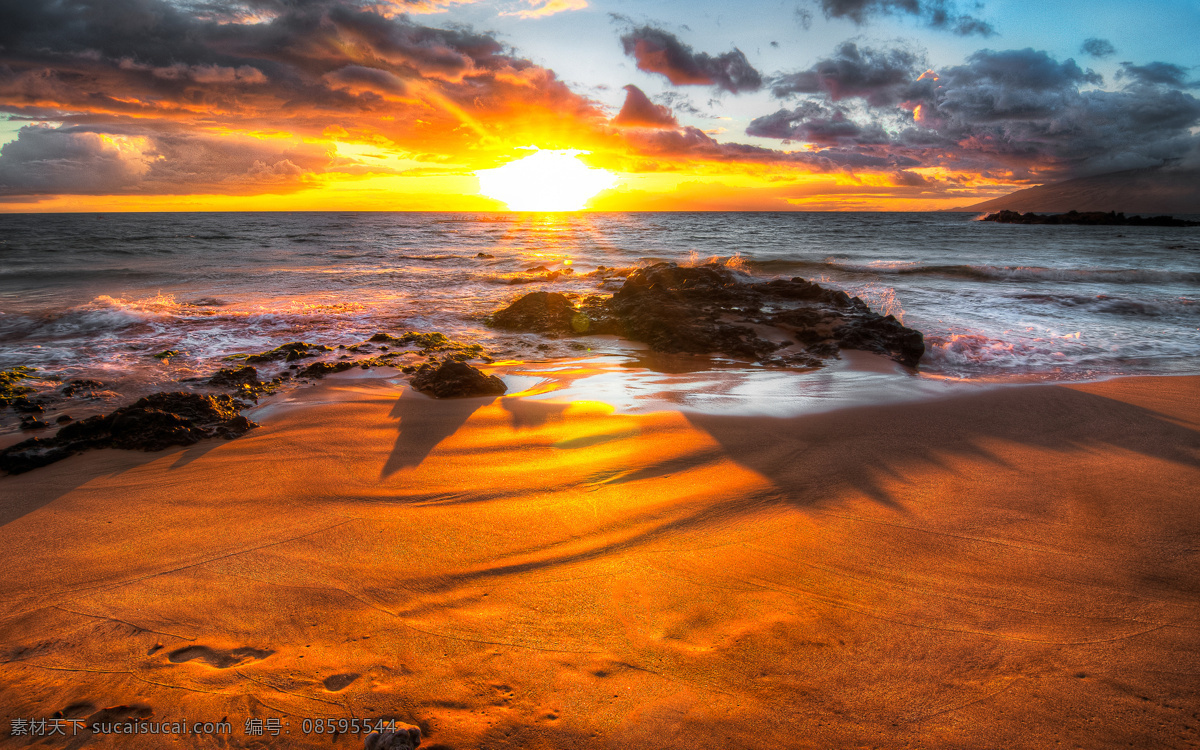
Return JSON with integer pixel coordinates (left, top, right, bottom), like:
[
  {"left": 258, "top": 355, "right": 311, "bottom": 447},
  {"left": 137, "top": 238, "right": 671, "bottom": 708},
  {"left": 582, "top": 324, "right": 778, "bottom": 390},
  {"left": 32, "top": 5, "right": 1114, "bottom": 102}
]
[
  {"left": 61, "top": 378, "right": 104, "bottom": 397},
  {"left": 490, "top": 262, "right": 926, "bottom": 368},
  {"left": 10, "top": 396, "right": 48, "bottom": 414},
  {"left": 982, "top": 210, "right": 1199, "bottom": 227},
  {"left": 209, "top": 366, "right": 261, "bottom": 389},
  {"left": 410, "top": 361, "right": 507, "bottom": 399},
  {"left": 244, "top": 341, "right": 333, "bottom": 364},
  {"left": 299, "top": 360, "right": 358, "bottom": 378},
  {"left": 490, "top": 291, "right": 579, "bottom": 334},
  {"left": 364, "top": 727, "right": 422, "bottom": 750},
  {"left": 1, "top": 366, "right": 36, "bottom": 407},
  {"left": 608, "top": 264, "right": 779, "bottom": 359},
  {"left": 0, "top": 392, "right": 257, "bottom": 475}
]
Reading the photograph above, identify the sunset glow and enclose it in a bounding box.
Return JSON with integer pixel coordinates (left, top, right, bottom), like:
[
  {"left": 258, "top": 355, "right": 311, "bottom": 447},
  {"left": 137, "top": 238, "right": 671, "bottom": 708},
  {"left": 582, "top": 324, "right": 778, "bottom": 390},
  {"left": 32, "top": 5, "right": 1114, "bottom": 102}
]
[
  {"left": 0, "top": 0, "right": 1196, "bottom": 211},
  {"left": 476, "top": 151, "right": 617, "bottom": 211}
]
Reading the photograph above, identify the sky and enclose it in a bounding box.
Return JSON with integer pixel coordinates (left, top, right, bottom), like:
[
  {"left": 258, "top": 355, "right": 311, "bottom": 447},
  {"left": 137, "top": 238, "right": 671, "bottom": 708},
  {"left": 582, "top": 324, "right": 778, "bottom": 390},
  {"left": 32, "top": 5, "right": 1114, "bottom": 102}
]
[{"left": 0, "top": 0, "right": 1198, "bottom": 211}]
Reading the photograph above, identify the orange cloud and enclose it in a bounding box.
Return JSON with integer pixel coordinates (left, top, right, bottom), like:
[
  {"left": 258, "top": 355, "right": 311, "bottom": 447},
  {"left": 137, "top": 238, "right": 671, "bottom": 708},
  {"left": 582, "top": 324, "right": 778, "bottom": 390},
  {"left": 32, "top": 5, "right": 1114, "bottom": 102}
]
[{"left": 0, "top": 0, "right": 1041, "bottom": 210}]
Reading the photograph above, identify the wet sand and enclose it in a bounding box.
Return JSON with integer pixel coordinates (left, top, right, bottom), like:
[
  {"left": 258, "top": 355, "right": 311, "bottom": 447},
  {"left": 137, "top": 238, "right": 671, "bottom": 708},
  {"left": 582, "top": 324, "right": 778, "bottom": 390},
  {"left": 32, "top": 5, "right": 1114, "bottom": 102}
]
[{"left": 0, "top": 367, "right": 1197, "bottom": 748}]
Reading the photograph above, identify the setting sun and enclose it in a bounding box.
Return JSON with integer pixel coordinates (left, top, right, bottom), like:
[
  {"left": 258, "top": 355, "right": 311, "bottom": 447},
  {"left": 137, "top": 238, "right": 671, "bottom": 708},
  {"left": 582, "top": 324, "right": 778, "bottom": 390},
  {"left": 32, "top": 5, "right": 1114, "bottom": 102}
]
[{"left": 476, "top": 150, "right": 617, "bottom": 211}]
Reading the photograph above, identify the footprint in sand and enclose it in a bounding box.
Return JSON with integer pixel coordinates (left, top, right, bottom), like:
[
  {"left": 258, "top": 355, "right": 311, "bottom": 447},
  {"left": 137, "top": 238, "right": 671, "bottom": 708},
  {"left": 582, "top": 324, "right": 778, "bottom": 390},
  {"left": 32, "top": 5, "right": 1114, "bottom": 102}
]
[
  {"left": 52, "top": 702, "right": 95, "bottom": 720},
  {"left": 86, "top": 705, "right": 153, "bottom": 724},
  {"left": 322, "top": 673, "right": 360, "bottom": 692},
  {"left": 167, "top": 645, "right": 274, "bottom": 669}
]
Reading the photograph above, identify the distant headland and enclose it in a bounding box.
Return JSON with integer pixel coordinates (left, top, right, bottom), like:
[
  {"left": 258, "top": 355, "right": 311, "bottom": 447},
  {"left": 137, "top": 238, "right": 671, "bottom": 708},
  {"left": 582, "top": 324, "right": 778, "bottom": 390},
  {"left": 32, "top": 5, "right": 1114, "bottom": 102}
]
[
  {"left": 980, "top": 210, "right": 1200, "bottom": 227},
  {"left": 959, "top": 165, "right": 1200, "bottom": 215}
]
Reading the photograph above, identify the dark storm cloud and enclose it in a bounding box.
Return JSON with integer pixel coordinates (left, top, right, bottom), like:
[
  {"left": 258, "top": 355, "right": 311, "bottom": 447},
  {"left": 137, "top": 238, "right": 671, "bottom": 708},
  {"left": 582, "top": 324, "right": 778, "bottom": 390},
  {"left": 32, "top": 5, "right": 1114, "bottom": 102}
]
[
  {"left": 1117, "top": 62, "right": 1197, "bottom": 88},
  {"left": 746, "top": 102, "right": 890, "bottom": 145},
  {"left": 618, "top": 26, "right": 764, "bottom": 93},
  {"left": 612, "top": 85, "right": 678, "bottom": 128},
  {"left": 0, "top": 0, "right": 612, "bottom": 194},
  {"left": 748, "top": 43, "right": 1200, "bottom": 179},
  {"left": 626, "top": 123, "right": 917, "bottom": 171},
  {"left": 1080, "top": 38, "right": 1116, "bottom": 59},
  {"left": 0, "top": 123, "right": 335, "bottom": 195},
  {"left": 770, "top": 41, "right": 926, "bottom": 106},
  {"left": 911, "top": 49, "right": 1200, "bottom": 175},
  {"left": 939, "top": 48, "right": 1102, "bottom": 91},
  {"left": 0, "top": 0, "right": 594, "bottom": 125},
  {"left": 806, "top": 0, "right": 995, "bottom": 36}
]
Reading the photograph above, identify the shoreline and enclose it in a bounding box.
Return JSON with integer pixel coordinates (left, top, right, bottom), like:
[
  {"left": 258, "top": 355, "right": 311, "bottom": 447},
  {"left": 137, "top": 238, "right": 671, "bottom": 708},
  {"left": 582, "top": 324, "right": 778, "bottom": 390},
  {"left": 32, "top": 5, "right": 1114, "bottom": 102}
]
[{"left": 0, "top": 370, "right": 1197, "bottom": 748}]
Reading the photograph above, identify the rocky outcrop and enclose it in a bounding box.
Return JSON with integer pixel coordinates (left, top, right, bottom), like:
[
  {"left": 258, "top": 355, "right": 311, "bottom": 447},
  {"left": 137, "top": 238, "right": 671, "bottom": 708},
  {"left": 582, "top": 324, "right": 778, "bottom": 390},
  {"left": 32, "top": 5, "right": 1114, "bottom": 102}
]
[
  {"left": 61, "top": 378, "right": 104, "bottom": 398},
  {"left": 0, "top": 392, "right": 257, "bottom": 475},
  {"left": 981, "top": 210, "right": 1199, "bottom": 227},
  {"left": 0, "top": 366, "right": 35, "bottom": 407},
  {"left": 489, "top": 291, "right": 581, "bottom": 334},
  {"left": 364, "top": 727, "right": 421, "bottom": 750},
  {"left": 410, "top": 361, "right": 507, "bottom": 399},
  {"left": 299, "top": 360, "right": 359, "bottom": 378},
  {"left": 209, "top": 365, "right": 261, "bottom": 389},
  {"left": 490, "top": 263, "right": 925, "bottom": 368},
  {"left": 243, "top": 341, "right": 333, "bottom": 364}
]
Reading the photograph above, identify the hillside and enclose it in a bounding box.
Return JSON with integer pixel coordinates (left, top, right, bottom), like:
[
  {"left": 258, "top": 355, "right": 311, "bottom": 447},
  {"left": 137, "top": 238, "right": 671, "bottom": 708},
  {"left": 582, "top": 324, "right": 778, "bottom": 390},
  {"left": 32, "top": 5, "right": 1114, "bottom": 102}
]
[{"left": 961, "top": 166, "right": 1200, "bottom": 214}]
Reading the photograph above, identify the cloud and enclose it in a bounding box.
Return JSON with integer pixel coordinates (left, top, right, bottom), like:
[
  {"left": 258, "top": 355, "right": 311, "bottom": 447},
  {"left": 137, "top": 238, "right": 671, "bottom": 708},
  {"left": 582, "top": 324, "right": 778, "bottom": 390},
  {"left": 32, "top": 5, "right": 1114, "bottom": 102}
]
[
  {"left": 321, "top": 65, "right": 408, "bottom": 95},
  {"left": 1080, "top": 38, "right": 1116, "bottom": 59},
  {"left": 747, "top": 102, "right": 891, "bottom": 145},
  {"left": 612, "top": 85, "right": 678, "bottom": 128},
  {"left": 1117, "top": 61, "right": 1197, "bottom": 88},
  {"left": 747, "top": 43, "right": 1200, "bottom": 180},
  {"left": 618, "top": 26, "right": 763, "bottom": 93},
  {"left": 504, "top": 0, "right": 588, "bottom": 18},
  {"left": 0, "top": 0, "right": 612, "bottom": 176},
  {"left": 624, "top": 123, "right": 918, "bottom": 171},
  {"left": 770, "top": 41, "right": 926, "bottom": 106},
  {"left": 805, "top": 0, "right": 995, "bottom": 36},
  {"left": 0, "top": 123, "right": 334, "bottom": 195}
]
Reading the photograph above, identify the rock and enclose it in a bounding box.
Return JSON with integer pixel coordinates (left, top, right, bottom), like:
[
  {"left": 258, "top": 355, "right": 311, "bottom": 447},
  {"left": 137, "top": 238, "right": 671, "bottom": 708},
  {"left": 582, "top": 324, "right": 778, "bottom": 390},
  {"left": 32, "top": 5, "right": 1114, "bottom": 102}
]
[
  {"left": 209, "top": 366, "right": 260, "bottom": 389},
  {"left": 410, "top": 361, "right": 507, "bottom": 398},
  {"left": 607, "top": 264, "right": 779, "bottom": 359},
  {"left": 244, "top": 342, "right": 333, "bottom": 364},
  {"left": 368, "top": 331, "right": 483, "bottom": 357},
  {"left": 10, "top": 396, "right": 48, "bottom": 414},
  {"left": 0, "top": 392, "right": 257, "bottom": 475},
  {"left": 20, "top": 417, "right": 50, "bottom": 431},
  {"left": 489, "top": 262, "right": 926, "bottom": 368},
  {"left": 475, "top": 252, "right": 495, "bottom": 259},
  {"left": 56, "top": 414, "right": 73, "bottom": 423},
  {"left": 490, "top": 291, "right": 579, "bottom": 334},
  {"left": 1, "top": 366, "right": 36, "bottom": 407},
  {"left": 61, "top": 378, "right": 104, "bottom": 397},
  {"left": 832, "top": 313, "right": 926, "bottom": 368},
  {"left": 982, "top": 210, "right": 1200, "bottom": 227},
  {"left": 299, "top": 360, "right": 358, "bottom": 378},
  {"left": 363, "top": 726, "right": 421, "bottom": 750}
]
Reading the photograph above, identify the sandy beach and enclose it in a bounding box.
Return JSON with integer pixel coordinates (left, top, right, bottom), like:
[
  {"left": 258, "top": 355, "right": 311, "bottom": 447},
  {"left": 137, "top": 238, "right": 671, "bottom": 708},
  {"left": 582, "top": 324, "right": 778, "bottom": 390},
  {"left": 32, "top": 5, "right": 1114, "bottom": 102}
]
[{"left": 0, "top": 366, "right": 1197, "bottom": 749}]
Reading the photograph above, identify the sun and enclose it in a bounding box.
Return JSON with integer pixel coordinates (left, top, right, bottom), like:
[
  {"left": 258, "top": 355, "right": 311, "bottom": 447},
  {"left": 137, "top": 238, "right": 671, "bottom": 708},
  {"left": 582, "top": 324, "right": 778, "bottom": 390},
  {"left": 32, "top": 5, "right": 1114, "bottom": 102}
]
[{"left": 476, "top": 149, "right": 617, "bottom": 211}]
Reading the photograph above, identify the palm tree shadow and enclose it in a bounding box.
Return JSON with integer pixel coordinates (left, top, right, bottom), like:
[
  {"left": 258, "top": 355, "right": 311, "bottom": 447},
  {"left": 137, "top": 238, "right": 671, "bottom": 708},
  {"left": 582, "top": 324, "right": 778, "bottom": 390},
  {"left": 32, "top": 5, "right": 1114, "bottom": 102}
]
[
  {"left": 388, "top": 382, "right": 1200, "bottom": 600},
  {"left": 0, "top": 437, "right": 228, "bottom": 528},
  {"left": 380, "top": 387, "right": 493, "bottom": 478},
  {"left": 684, "top": 383, "right": 1200, "bottom": 509},
  {"left": 499, "top": 396, "right": 571, "bottom": 430}
]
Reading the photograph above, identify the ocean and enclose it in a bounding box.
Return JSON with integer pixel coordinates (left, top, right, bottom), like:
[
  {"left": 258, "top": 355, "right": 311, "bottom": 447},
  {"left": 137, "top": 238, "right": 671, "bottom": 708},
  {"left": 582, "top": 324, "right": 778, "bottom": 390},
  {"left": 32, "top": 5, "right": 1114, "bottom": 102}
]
[{"left": 2, "top": 211, "right": 1198, "bottom": 427}]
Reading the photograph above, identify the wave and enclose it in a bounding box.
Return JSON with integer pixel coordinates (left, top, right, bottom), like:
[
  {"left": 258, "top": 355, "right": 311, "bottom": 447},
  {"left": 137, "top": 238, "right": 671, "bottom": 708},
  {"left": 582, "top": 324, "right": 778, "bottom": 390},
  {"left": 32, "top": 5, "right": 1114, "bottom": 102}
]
[
  {"left": 1011, "top": 293, "right": 1198, "bottom": 318},
  {"left": 923, "top": 331, "right": 1084, "bottom": 372},
  {"left": 0, "top": 294, "right": 382, "bottom": 342},
  {"left": 746, "top": 257, "right": 1200, "bottom": 285}
]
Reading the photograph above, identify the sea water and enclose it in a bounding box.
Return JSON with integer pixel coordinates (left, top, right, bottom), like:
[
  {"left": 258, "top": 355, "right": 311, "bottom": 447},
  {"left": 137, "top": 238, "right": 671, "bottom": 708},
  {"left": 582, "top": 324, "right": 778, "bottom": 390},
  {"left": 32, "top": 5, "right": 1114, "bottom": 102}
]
[{"left": 1, "top": 211, "right": 1197, "bottom": 422}]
